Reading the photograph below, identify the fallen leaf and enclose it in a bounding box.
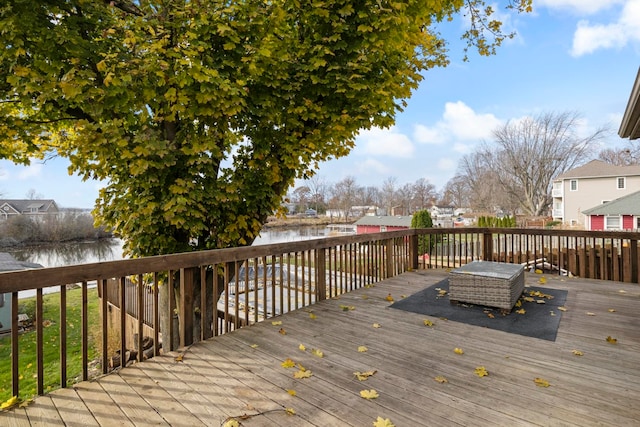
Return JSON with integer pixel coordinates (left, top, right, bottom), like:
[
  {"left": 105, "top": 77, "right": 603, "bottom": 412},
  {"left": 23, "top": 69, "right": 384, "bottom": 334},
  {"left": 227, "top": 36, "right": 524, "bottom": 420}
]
[
  {"left": 354, "top": 370, "right": 377, "bottom": 381},
  {"left": 572, "top": 349, "right": 584, "bottom": 356},
  {"left": 618, "top": 289, "right": 626, "bottom": 293},
  {"left": 250, "top": 344, "right": 259, "bottom": 348},
  {"left": 558, "top": 306, "right": 567, "bottom": 312},
  {"left": 360, "top": 389, "right": 379, "bottom": 399},
  {"left": 538, "top": 277, "right": 547, "bottom": 284},
  {"left": 608, "top": 308, "right": 616, "bottom": 313},
  {"left": 534, "top": 377, "right": 550, "bottom": 387},
  {"left": 516, "top": 308, "right": 526, "bottom": 315},
  {"left": 281, "top": 358, "right": 296, "bottom": 368},
  {"left": 223, "top": 420, "right": 239, "bottom": 427},
  {"left": 606, "top": 336, "right": 618, "bottom": 344},
  {"left": 423, "top": 319, "right": 434, "bottom": 327},
  {"left": 373, "top": 416, "right": 395, "bottom": 427},
  {"left": 438, "top": 289, "right": 448, "bottom": 297},
  {"left": 372, "top": 323, "right": 381, "bottom": 328},
  {"left": 400, "top": 294, "right": 407, "bottom": 299},
  {"left": 297, "top": 363, "right": 306, "bottom": 371},
  {"left": 311, "top": 348, "right": 324, "bottom": 358},
  {"left": 536, "top": 299, "right": 546, "bottom": 304},
  {"left": 293, "top": 369, "right": 313, "bottom": 379},
  {"left": 18, "top": 398, "right": 32, "bottom": 409},
  {"left": 358, "top": 346, "right": 368, "bottom": 353},
  {"left": 586, "top": 312, "right": 595, "bottom": 316},
  {"left": 434, "top": 376, "right": 448, "bottom": 384},
  {"left": 279, "top": 328, "right": 287, "bottom": 335},
  {"left": 340, "top": 305, "right": 355, "bottom": 311},
  {"left": 285, "top": 408, "right": 296, "bottom": 415},
  {"left": 454, "top": 348, "right": 464, "bottom": 355},
  {"left": 272, "top": 320, "right": 283, "bottom": 326},
  {"left": 515, "top": 300, "right": 522, "bottom": 308},
  {"left": 1, "top": 396, "right": 18, "bottom": 410},
  {"left": 524, "top": 297, "right": 535, "bottom": 302},
  {"left": 534, "top": 269, "right": 543, "bottom": 274},
  {"left": 487, "top": 313, "right": 495, "bottom": 319},
  {"left": 385, "top": 293, "right": 394, "bottom": 302},
  {"left": 550, "top": 311, "right": 556, "bottom": 316},
  {"left": 287, "top": 389, "right": 297, "bottom": 396},
  {"left": 299, "top": 344, "right": 306, "bottom": 351},
  {"left": 474, "top": 366, "right": 489, "bottom": 377},
  {"left": 174, "top": 354, "right": 184, "bottom": 363},
  {"left": 309, "top": 312, "right": 317, "bottom": 319}
]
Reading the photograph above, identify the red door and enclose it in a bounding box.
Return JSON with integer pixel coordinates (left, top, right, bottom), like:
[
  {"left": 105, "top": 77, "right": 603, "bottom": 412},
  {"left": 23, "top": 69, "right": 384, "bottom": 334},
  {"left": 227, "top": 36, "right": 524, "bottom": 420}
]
[{"left": 590, "top": 215, "right": 604, "bottom": 231}]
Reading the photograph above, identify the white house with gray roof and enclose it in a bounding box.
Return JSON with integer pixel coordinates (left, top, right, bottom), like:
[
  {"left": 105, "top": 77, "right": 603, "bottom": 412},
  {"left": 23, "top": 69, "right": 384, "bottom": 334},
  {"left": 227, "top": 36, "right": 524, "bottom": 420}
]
[
  {"left": 582, "top": 190, "right": 640, "bottom": 231},
  {"left": 551, "top": 160, "right": 640, "bottom": 227},
  {"left": 0, "top": 199, "right": 59, "bottom": 221}
]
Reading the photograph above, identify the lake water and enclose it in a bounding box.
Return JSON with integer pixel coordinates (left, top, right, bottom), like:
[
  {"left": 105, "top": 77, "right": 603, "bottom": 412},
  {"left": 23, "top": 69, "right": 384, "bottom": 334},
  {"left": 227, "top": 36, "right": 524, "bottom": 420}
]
[{"left": 6, "top": 225, "right": 335, "bottom": 268}]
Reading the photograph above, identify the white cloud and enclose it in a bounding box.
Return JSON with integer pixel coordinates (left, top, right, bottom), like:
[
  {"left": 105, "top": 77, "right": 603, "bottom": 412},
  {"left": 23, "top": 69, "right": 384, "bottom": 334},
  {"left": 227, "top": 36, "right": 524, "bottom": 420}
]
[
  {"left": 17, "top": 162, "right": 43, "bottom": 180},
  {"left": 570, "top": 1, "right": 640, "bottom": 56},
  {"left": 357, "top": 126, "right": 415, "bottom": 158},
  {"left": 437, "top": 158, "right": 456, "bottom": 172},
  {"left": 413, "top": 101, "right": 502, "bottom": 145},
  {"left": 536, "top": 0, "right": 624, "bottom": 15},
  {"left": 356, "top": 158, "right": 391, "bottom": 176}
]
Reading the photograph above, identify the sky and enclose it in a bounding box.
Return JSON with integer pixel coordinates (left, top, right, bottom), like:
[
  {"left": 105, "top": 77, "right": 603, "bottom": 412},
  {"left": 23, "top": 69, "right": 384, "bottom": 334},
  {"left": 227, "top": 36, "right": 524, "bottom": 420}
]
[{"left": 1, "top": 0, "right": 640, "bottom": 209}]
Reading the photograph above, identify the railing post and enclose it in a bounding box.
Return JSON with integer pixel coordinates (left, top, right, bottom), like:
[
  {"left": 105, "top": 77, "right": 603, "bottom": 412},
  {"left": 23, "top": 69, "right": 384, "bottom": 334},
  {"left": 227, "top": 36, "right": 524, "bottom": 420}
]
[
  {"left": 180, "top": 267, "right": 194, "bottom": 348},
  {"left": 483, "top": 231, "right": 493, "bottom": 261},
  {"left": 316, "top": 249, "right": 326, "bottom": 301},
  {"left": 631, "top": 239, "right": 638, "bottom": 284},
  {"left": 410, "top": 232, "right": 419, "bottom": 271},
  {"left": 385, "top": 239, "right": 394, "bottom": 278}
]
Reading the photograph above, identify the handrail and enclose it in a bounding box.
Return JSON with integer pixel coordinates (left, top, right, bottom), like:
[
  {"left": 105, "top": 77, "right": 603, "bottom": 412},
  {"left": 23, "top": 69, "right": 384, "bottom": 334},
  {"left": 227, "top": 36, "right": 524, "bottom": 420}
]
[{"left": 1, "top": 226, "right": 639, "bottom": 402}]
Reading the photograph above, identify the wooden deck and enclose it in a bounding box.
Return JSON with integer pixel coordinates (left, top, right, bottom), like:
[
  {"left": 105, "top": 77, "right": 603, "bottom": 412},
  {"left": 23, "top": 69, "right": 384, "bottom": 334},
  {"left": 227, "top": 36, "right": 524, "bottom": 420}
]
[{"left": 3, "top": 269, "right": 640, "bottom": 426}]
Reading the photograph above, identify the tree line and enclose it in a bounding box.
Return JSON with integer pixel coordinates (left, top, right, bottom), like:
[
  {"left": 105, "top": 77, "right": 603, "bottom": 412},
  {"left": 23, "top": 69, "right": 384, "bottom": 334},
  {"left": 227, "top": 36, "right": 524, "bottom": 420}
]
[{"left": 292, "top": 111, "right": 620, "bottom": 219}]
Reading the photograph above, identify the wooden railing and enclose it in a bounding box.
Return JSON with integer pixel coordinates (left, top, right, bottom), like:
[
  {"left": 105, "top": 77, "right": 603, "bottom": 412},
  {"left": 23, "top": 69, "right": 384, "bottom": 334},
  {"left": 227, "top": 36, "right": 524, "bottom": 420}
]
[{"left": 0, "top": 227, "right": 639, "bottom": 401}]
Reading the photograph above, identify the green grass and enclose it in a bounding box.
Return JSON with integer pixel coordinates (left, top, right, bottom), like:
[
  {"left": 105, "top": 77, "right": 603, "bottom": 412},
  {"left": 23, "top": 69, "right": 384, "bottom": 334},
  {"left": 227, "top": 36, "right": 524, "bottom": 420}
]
[{"left": 0, "top": 287, "right": 101, "bottom": 401}]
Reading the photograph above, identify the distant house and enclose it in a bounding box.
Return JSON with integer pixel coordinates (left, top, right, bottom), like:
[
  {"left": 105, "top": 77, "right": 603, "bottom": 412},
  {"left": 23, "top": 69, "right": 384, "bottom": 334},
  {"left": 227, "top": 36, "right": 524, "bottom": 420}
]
[
  {"left": 353, "top": 216, "right": 412, "bottom": 234},
  {"left": 551, "top": 160, "right": 640, "bottom": 228},
  {"left": 582, "top": 190, "right": 640, "bottom": 231},
  {"left": 0, "top": 199, "right": 59, "bottom": 221},
  {"left": 429, "top": 205, "right": 455, "bottom": 219}
]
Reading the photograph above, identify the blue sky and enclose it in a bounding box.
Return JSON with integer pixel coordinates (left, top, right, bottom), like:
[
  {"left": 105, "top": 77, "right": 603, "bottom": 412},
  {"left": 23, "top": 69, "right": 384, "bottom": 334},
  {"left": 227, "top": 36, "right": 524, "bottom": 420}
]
[{"left": 1, "top": 0, "right": 639, "bottom": 209}]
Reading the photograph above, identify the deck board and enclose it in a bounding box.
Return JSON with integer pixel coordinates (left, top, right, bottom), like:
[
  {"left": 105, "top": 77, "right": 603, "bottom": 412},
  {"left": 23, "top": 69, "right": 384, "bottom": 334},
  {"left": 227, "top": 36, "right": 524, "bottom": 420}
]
[{"left": 3, "top": 270, "right": 640, "bottom": 426}]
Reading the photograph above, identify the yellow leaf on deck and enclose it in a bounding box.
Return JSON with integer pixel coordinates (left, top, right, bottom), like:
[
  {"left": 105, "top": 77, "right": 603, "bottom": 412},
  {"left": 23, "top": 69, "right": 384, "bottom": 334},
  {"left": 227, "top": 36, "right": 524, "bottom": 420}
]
[
  {"left": 385, "top": 293, "right": 394, "bottom": 302},
  {"left": 454, "top": 348, "right": 464, "bottom": 355},
  {"left": 487, "top": 313, "right": 495, "bottom": 319},
  {"left": 360, "top": 389, "right": 379, "bottom": 399},
  {"left": 516, "top": 308, "right": 526, "bottom": 315},
  {"left": 354, "top": 370, "right": 377, "bottom": 381},
  {"left": 340, "top": 305, "right": 355, "bottom": 311},
  {"left": 250, "top": 344, "right": 259, "bottom": 348},
  {"left": 536, "top": 299, "right": 546, "bottom": 304},
  {"left": 606, "top": 336, "right": 618, "bottom": 344},
  {"left": 434, "top": 376, "right": 448, "bottom": 384},
  {"left": 515, "top": 300, "right": 522, "bottom": 308},
  {"left": 299, "top": 344, "right": 306, "bottom": 351},
  {"left": 174, "top": 354, "right": 184, "bottom": 362},
  {"left": 293, "top": 369, "right": 313, "bottom": 379},
  {"left": 373, "top": 416, "right": 395, "bottom": 427},
  {"left": 558, "top": 306, "right": 567, "bottom": 312},
  {"left": 423, "top": 319, "right": 434, "bottom": 327},
  {"left": 279, "top": 328, "right": 287, "bottom": 335},
  {"left": 534, "top": 377, "right": 550, "bottom": 387},
  {"left": 297, "top": 363, "right": 306, "bottom": 371},
  {"left": 281, "top": 358, "right": 296, "bottom": 368},
  {"left": 538, "top": 276, "right": 547, "bottom": 284},
  {"left": 223, "top": 420, "right": 239, "bottom": 427},
  {"left": 608, "top": 308, "right": 616, "bottom": 313},
  {"left": 372, "top": 323, "right": 381, "bottom": 328},
  {"left": 1, "top": 396, "right": 18, "bottom": 410},
  {"left": 311, "top": 348, "right": 324, "bottom": 358},
  {"left": 474, "top": 366, "right": 489, "bottom": 377},
  {"left": 272, "top": 320, "right": 282, "bottom": 326},
  {"left": 358, "top": 346, "right": 368, "bottom": 353},
  {"left": 524, "top": 297, "right": 535, "bottom": 302},
  {"left": 572, "top": 349, "right": 584, "bottom": 356},
  {"left": 309, "top": 312, "right": 317, "bottom": 319},
  {"left": 534, "top": 269, "right": 543, "bottom": 274},
  {"left": 285, "top": 407, "right": 296, "bottom": 415},
  {"left": 586, "top": 312, "right": 595, "bottom": 316},
  {"left": 287, "top": 389, "right": 297, "bottom": 396}
]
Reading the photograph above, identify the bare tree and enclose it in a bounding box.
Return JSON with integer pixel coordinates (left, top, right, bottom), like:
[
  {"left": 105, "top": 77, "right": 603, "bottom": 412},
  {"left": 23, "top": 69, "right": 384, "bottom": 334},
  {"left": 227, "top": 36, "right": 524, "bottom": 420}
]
[
  {"left": 441, "top": 174, "right": 471, "bottom": 208},
  {"left": 292, "top": 186, "right": 311, "bottom": 212},
  {"left": 598, "top": 147, "right": 640, "bottom": 166},
  {"left": 330, "top": 176, "right": 360, "bottom": 220},
  {"left": 26, "top": 188, "right": 44, "bottom": 200},
  {"left": 412, "top": 178, "right": 437, "bottom": 211},
  {"left": 489, "top": 111, "right": 608, "bottom": 216},
  {"left": 381, "top": 177, "right": 399, "bottom": 215}
]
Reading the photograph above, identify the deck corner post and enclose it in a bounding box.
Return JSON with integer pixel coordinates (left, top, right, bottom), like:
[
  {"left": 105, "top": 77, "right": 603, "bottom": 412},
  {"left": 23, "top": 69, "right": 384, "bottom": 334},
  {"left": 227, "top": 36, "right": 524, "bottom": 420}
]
[
  {"left": 179, "top": 267, "right": 195, "bottom": 348},
  {"left": 410, "top": 232, "right": 419, "bottom": 271}
]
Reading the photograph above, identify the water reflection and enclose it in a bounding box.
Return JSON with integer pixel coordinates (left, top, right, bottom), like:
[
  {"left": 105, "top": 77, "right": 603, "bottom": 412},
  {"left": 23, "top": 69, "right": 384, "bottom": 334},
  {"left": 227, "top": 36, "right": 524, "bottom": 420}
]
[
  {"left": 8, "top": 239, "right": 125, "bottom": 268},
  {"left": 252, "top": 226, "right": 327, "bottom": 245}
]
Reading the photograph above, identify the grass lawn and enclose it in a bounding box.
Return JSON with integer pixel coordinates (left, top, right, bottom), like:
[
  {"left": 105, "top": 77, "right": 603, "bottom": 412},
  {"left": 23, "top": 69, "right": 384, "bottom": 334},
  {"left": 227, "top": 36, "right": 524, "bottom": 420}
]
[{"left": 0, "top": 287, "right": 101, "bottom": 401}]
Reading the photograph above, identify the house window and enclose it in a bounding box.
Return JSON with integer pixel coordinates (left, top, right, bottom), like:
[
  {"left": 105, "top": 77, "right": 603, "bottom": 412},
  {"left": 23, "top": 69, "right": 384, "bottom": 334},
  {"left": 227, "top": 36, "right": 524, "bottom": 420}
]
[
  {"left": 605, "top": 216, "right": 621, "bottom": 230},
  {"left": 617, "top": 177, "right": 626, "bottom": 189},
  {"left": 570, "top": 179, "right": 578, "bottom": 191}
]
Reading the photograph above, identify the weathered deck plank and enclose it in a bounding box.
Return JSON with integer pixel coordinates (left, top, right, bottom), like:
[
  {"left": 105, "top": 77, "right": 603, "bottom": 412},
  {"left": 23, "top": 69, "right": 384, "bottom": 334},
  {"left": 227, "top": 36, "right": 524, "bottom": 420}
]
[{"left": 3, "top": 270, "right": 640, "bottom": 426}]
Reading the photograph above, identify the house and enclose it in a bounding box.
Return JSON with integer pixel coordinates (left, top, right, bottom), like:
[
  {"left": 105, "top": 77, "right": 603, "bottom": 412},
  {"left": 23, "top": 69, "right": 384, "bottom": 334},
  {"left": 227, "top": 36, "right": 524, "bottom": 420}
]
[
  {"left": 0, "top": 252, "right": 43, "bottom": 333},
  {"left": 551, "top": 160, "right": 640, "bottom": 227},
  {"left": 0, "top": 199, "right": 59, "bottom": 221},
  {"left": 582, "top": 190, "right": 640, "bottom": 231},
  {"left": 353, "top": 215, "right": 412, "bottom": 234},
  {"left": 429, "top": 205, "right": 455, "bottom": 219}
]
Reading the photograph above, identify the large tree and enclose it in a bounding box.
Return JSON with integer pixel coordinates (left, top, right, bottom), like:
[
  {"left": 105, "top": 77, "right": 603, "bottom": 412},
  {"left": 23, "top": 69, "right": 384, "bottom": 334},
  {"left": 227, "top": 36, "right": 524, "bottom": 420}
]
[
  {"left": 1, "top": 0, "right": 531, "bottom": 256},
  {"left": 487, "top": 111, "right": 607, "bottom": 216}
]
